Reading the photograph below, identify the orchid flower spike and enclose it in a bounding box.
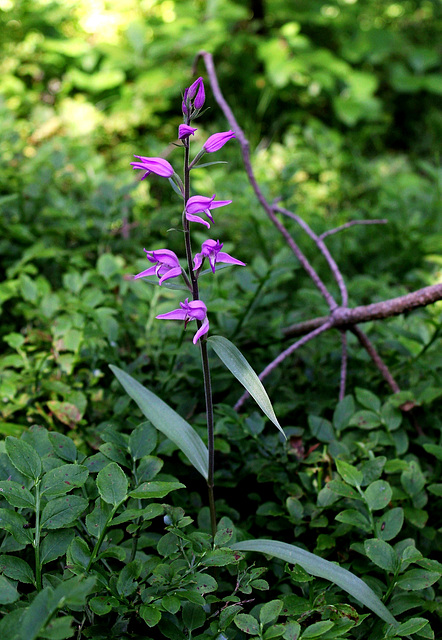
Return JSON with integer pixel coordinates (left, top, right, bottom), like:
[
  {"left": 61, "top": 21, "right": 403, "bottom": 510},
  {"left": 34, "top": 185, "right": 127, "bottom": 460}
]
[
  {"left": 179, "top": 124, "right": 197, "bottom": 140},
  {"left": 156, "top": 298, "right": 209, "bottom": 344},
  {"left": 203, "top": 131, "right": 236, "bottom": 153},
  {"left": 130, "top": 156, "right": 174, "bottom": 179},
  {"left": 182, "top": 77, "right": 205, "bottom": 115},
  {"left": 133, "top": 249, "right": 182, "bottom": 285},
  {"left": 185, "top": 194, "right": 232, "bottom": 228},
  {"left": 193, "top": 239, "right": 246, "bottom": 273}
]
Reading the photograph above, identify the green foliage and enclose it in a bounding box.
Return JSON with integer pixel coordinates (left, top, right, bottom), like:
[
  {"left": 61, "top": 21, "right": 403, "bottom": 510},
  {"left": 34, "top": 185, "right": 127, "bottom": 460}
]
[{"left": 0, "top": 1, "right": 441, "bottom": 638}]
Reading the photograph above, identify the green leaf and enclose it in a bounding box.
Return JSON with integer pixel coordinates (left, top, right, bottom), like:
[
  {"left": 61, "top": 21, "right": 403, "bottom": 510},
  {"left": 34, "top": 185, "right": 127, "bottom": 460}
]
[
  {"left": 335, "top": 509, "right": 371, "bottom": 531},
  {"left": 129, "top": 481, "right": 185, "bottom": 499},
  {"left": 0, "top": 480, "right": 35, "bottom": 509},
  {"left": 355, "top": 388, "right": 381, "bottom": 412},
  {"left": 207, "top": 336, "right": 285, "bottom": 438},
  {"left": 5, "top": 436, "right": 41, "bottom": 481},
  {"left": 333, "top": 395, "right": 355, "bottom": 431},
  {"left": 395, "top": 617, "right": 430, "bottom": 636},
  {"left": 364, "top": 480, "right": 392, "bottom": 511},
  {"left": 117, "top": 560, "right": 142, "bottom": 597},
  {"left": 375, "top": 507, "right": 404, "bottom": 541},
  {"left": 423, "top": 444, "right": 442, "bottom": 461},
  {"left": 40, "top": 530, "right": 75, "bottom": 565},
  {"left": 396, "top": 569, "right": 440, "bottom": 591},
  {"left": 110, "top": 365, "right": 208, "bottom": 479},
  {"left": 38, "top": 615, "right": 74, "bottom": 639},
  {"left": 327, "top": 480, "right": 361, "bottom": 500},
  {"left": 0, "top": 575, "right": 19, "bottom": 604},
  {"left": 96, "top": 462, "right": 128, "bottom": 506},
  {"left": 260, "top": 600, "right": 283, "bottom": 625},
  {"left": 182, "top": 602, "right": 206, "bottom": 631},
  {"left": 19, "top": 587, "right": 55, "bottom": 640},
  {"left": 234, "top": 613, "right": 260, "bottom": 635},
  {"left": 0, "top": 508, "right": 33, "bottom": 544},
  {"left": 230, "top": 539, "right": 397, "bottom": 625},
  {"left": 162, "top": 595, "right": 181, "bottom": 614},
  {"left": 48, "top": 433, "right": 77, "bottom": 463},
  {"left": 0, "top": 555, "right": 35, "bottom": 584},
  {"left": 140, "top": 604, "right": 161, "bottom": 627},
  {"left": 302, "top": 620, "right": 334, "bottom": 638},
  {"left": 40, "top": 465, "right": 88, "bottom": 499},
  {"left": 67, "top": 537, "right": 91, "bottom": 570},
  {"left": 112, "top": 503, "right": 164, "bottom": 525},
  {"left": 201, "top": 548, "right": 241, "bottom": 566},
  {"left": 214, "top": 527, "right": 234, "bottom": 547},
  {"left": 336, "top": 459, "right": 363, "bottom": 487},
  {"left": 85, "top": 499, "right": 113, "bottom": 538},
  {"left": 89, "top": 595, "right": 119, "bottom": 616},
  {"left": 349, "top": 410, "right": 381, "bottom": 430},
  {"left": 40, "top": 495, "right": 88, "bottom": 530},
  {"left": 364, "top": 539, "right": 397, "bottom": 572},
  {"left": 129, "top": 421, "right": 157, "bottom": 460}
]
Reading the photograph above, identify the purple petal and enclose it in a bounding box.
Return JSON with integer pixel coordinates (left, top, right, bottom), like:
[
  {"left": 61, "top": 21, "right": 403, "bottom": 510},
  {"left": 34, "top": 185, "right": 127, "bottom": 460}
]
[
  {"left": 216, "top": 251, "right": 246, "bottom": 267},
  {"left": 131, "top": 156, "right": 174, "bottom": 177},
  {"left": 193, "top": 317, "right": 209, "bottom": 344},
  {"left": 148, "top": 249, "right": 180, "bottom": 267},
  {"left": 158, "top": 266, "right": 182, "bottom": 285},
  {"left": 193, "top": 252, "right": 204, "bottom": 270},
  {"left": 186, "top": 194, "right": 215, "bottom": 214},
  {"left": 156, "top": 309, "right": 187, "bottom": 321},
  {"left": 186, "top": 212, "right": 211, "bottom": 228},
  {"left": 187, "top": 299, "right": 207, "bottom": 320},
  {"left": 133, "top": 266, "right": 157, "bottom": 279},
  {"left": 203, "top": 131, "right": 236, "bottom": 153},
  {"left": 209, "top": 199, "right": 232, "bottom": 210},
  {"left": 178, "top": 124, "right": 197, "bottom": 140}
]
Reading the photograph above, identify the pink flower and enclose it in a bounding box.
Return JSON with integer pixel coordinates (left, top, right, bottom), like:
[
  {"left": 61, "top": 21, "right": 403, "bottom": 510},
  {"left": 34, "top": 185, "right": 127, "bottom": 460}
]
[
  {"left": 156, "top": 298, "right": 209, "bottom": 344},
  {"left": 185, "top": 194, "right": 232, "bottom": 228},
  {"left": 203, "top": 131, "right": 236, "bottom": 153},
  {"left": 178, "top": 124, "right": 197, "bottom": 140},
  {"left": 182, "top": 77, "right": 205, "bottom": 114},
  {"left": 130, "top": 156, "right": 174, "bottom": 179},
  {"left": 193, "top": 239, "right": 246, "bottom": 273},
  {"left": 133, "top": 249, "right": 182, "bottom": 285}
]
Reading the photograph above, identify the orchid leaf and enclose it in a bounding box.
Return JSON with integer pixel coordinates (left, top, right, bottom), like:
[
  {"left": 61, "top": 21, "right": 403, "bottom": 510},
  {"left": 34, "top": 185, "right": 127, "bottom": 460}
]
[
  {"left": 109, "top": 365, "right": 208, "bottom": 479},
  {"left": 230, "top": 539, "right": 397, "bottom": 626},
  {"left": 207, "top": 336, "right": 285, "bottom": 439},
  {"left": 191, "top": 161, "right": 228, "bottom": 169}
]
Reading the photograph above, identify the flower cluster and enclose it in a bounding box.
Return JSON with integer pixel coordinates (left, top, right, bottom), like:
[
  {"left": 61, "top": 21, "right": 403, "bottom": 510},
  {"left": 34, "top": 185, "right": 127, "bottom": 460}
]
[{"left": 131, "top": 77, "right": 243, "bottom": 343}]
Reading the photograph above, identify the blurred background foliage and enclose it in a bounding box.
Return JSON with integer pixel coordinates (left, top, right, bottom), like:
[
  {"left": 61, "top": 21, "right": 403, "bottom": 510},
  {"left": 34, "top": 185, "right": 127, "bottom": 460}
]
[{"left": 0, "top": 0, "right": 441, "bottom": 441}]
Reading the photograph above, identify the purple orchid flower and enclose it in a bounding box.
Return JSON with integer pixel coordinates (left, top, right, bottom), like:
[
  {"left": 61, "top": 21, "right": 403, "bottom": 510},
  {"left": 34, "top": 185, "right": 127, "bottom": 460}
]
[
  {"left": 179, "top": 124, "right": 197, "bottom": 140},
  {"left": 156, "top": 298, "right": 209, "bottom": 344},
  {"left": 193, "top": 239, "right": 246, "bottom": 273},
  {"left": 182, "top": 77, "right": 205, "bottom": 114},
  {"left": 133, "top": 249, "right": 182, "bottom": 285},
  {"left": 203, "top": 130, "right": 236, "bottom": 153},
  {"left": 130, "top": 156, "right": 174, "bottom": 179},
  {"left": 185, "top": 194, "right": 232, "bottom": 228}
]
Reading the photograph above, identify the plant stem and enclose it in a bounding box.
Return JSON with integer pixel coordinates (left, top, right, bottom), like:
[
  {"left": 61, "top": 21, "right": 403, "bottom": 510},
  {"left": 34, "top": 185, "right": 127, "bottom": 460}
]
[
  {"left": 182, "top": 132, "right": 217, "bottom": 539},
  {"left": 34, "top": 480, "right": 42, "bottom": 590},
  {"left": 86, "top": 505, "right": 118, "bottom": 571}
]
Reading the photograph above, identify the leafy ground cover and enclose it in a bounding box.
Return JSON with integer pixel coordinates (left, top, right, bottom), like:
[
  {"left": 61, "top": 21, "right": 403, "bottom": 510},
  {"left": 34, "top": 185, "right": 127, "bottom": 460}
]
[{"left": 0, "top": 1, "right": 441, "bottom": 638}]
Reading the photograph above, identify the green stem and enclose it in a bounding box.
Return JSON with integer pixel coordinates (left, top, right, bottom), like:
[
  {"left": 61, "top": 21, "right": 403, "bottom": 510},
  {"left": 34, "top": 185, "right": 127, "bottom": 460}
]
[
  {"left": 86, "top": 504, "right": 118, "bottom": 571},
  {"left": 34, "top": 481, "right": 42, "bottom": 591}
]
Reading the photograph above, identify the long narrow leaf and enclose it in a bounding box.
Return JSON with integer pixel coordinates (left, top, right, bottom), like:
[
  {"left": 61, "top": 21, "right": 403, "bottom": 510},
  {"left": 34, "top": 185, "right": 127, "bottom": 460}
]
[
  {"left": 109, "top": 365, "right": 208, "bottom": 479},
  {"left": 230, "top": 539, "right": 397, "bottom": 626},
  {"left": 207, "top": 336, "right": 285, "bottom": 439}
]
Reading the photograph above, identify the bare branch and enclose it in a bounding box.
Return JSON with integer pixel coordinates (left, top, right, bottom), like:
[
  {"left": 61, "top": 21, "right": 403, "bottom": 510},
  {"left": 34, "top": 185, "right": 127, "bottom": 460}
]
[
  {"left": 339, "top": 331, "right": 348, "bottom": 401},
  {"left": 320, "top": 219, "right": 388, "bottom": 240},
  {"left": 274, "top": 204, "right": 348, "bottom": 307},
  {"left": 351, "top": 327, "right": 401, "bottom": 394},
  {"left": 234, "top": 321, "right": 333, "bottom": 410}
]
